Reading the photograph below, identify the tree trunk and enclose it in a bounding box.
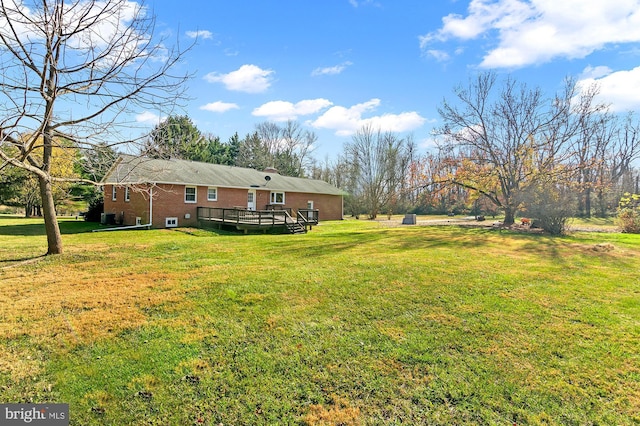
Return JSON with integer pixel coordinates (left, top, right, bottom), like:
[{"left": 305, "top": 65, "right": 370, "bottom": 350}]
[
  {"left": 39, "top": 175, "right": 63, "bottom": 255},
  {"left": 503, "top": 207, "right": 515, "bottom": 225},
  {"left": 595, "top": 189, "right": 607, "bottom": 218}
]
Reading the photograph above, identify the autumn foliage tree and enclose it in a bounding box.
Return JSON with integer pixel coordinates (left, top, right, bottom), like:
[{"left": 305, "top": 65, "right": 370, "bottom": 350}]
[{"left": 435, "top": 72, "right": 603, "bottom": 226}]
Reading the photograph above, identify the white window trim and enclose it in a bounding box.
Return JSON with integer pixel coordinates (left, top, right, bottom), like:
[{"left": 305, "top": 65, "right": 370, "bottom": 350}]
[
  {"left": 207, "top": 186, "right": 218, "bottom": 201},
  {"left": 185, "top": 186, "right": 197, "bottom": 203},
  {"left": 125, "top": 186, "right": 130, "bottom": 202},
  {"left": 270, "top": 191, "right": 285, "bottom": 205},
  {"left": 112, "top": 186, "right": 117, "bottom": 201}
]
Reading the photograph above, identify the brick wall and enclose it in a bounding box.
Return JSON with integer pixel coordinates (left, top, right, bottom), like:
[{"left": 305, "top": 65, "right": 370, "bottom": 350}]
[
  {"left": 274, "top": 192, "right": 343, "bottom": 221},
  {"left": 104, "top": 183, "right": 343, "bottom": 228},
  {"left": 103, "top": 184, "right": 151, "bottom": 226}
]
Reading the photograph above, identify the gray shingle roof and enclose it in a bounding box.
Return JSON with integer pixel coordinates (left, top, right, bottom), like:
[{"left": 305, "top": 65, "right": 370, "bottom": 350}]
[{"left": 102, "top": 155, "right": 344, "bottom": 196}]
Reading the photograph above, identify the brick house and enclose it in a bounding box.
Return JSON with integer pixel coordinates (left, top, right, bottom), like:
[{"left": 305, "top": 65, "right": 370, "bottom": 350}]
[{"left": 101, "top": 155, "right": 344, "bottom": 229}]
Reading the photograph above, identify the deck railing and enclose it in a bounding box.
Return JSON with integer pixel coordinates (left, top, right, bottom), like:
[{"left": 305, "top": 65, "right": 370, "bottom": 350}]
[
  {"left": 197, "top": 207, "right": 319, "bottom": 233},
  {"left": 297, "top": 209, "right": 319, "bottom": 225},
  {"left": 197, "top": 207, "right": 289, "bottom": 226}
]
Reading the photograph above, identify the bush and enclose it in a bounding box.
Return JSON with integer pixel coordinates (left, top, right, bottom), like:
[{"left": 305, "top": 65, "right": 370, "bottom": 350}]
[
  {"left": 84, "top": 200, "right": 104, "bottom": 222},
  {"left": 617, "top": 193, "right": 640, "bottom": 233},
  {"left": 524, "top": 183, "right": 575, "bottom": 235}
]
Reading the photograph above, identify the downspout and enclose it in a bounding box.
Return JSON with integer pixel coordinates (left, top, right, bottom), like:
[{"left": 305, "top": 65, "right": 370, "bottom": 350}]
[
  {"left": 93, "top": 184, "right": 154, "bottom": 232},
  {"left": 148, "top": 184, "right": 153, "bottom": 228}
]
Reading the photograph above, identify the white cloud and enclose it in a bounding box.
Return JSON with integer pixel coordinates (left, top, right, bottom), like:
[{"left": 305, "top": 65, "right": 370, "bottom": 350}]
[
  {"left": 204, "top": 64, "right": 274, "bottom": 93},
  {"left": 580, "top": 65, "right": 614, "bottom": 80},
  {"left": 421, "top": 0, "right": 640, "bottom": 68},
  {"left": 310, "top": 99, "right": 426, "bottom": 136},
  {"left": 252, "top": 99, "right": 333, "bottom": 121},
  {"left": 186, "top": 30, "right": 213, "bottom": 40},
  {"left": 426, "top": 50, "right": 450, "bottom": 62},
  {"left": 348, "top": 0, "right": 381, "bottom": 7},
  {"left": 312, "top": 61, "right": 353, "bottom": 76},
  {"left": 578, "top": 66, "right": 640, "bottom": 112},
  {"left": 200, "top": 101, "right": 239, "bottom": 113},
  {"left": 136, "top": 111, "right": 164, "bottom": 125}
]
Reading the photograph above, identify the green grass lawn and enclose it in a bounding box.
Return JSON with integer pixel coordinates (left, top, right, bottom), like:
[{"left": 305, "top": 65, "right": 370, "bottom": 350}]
[{"left": 1, "top": 215, "right": 639, "bottom": 425}]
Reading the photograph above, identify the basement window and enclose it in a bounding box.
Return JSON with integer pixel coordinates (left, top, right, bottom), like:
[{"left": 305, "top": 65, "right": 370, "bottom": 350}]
[{"left": 165, "top": 217, "right": 178, "bottom": 228}]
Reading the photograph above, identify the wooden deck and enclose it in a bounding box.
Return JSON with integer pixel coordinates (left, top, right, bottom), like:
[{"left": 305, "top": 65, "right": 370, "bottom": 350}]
[{"left": 197, "top": 207, "right": 318, "bottom": 234}]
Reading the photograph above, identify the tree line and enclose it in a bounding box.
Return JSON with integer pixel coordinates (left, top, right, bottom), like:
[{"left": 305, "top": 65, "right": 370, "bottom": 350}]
[
  {"left": 137, "top": 71, "right": 640, "bottom": 235},
  {"left": 324, "top": 73, "right": 640, "bottom": 233},
  {"left": 3, "top": 74, "right": 639, "bottom": 238},
  {"left": 141, "top": 116, "right": 316, "bottom": 179}
]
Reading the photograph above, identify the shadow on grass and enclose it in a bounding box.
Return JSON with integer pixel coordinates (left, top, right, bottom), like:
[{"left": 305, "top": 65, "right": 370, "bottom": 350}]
[
  {"left": 262, "top": 224, "right": 637, "bottom": 271},
  {"left": 0, "top": 253, "right": 48, "bottom": 266},
  {"left": 0, "top": 216, "right": 100, "bottom": 236},
  {"left": 262, "top": 225, "right": 504, "bottom": 259}
]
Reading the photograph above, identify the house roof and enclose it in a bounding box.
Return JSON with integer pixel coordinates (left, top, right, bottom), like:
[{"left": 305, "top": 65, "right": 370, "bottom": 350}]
[{"left": 101, "top": 155, "right": 344, "bottom": 196}]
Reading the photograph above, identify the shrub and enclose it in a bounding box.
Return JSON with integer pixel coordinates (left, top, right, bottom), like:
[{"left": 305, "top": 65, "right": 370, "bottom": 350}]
[
  {"left": 84, "top": 200, "right": 104, "bottom": 222},
  {"left": 617, "top": 193, "right": 640, "bottom": 233},
  {"left": 523, "top": 182, "right": 575, "bottom": 235}
]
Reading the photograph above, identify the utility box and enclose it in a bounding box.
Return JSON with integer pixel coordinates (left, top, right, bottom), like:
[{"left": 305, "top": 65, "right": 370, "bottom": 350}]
[
  {"left": 105, "top": 213, "right": 116, "bottom": 225},
  {"left": 402, "top": 214, "right": 417, "bottom": 225}
]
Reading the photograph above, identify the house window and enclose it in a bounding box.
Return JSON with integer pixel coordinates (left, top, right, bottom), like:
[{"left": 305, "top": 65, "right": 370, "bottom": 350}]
[
  {"left": 185, "top": 186, "right": 197, "bottom": 203},
  {"left": 112, "top": 186, "right": 117, "bottom": 201},
  {"left": 207, "top": 187, "right": 217, "bottom": 201},
  {"left": 270, "top": 192, "right": 285, "bottom": 205},
  {"left": 165, "top": 217, "right": 178, "bottom": 228},
  {"left": 125, "top": 186, "right": 130, "bottom": 202}
]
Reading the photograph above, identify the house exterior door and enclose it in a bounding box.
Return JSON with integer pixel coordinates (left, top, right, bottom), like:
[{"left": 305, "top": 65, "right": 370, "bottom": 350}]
[
  {"left": 247, "top": 189, "right": 256, "bottom": 211},
  {"left": 307, "top": 200, "right": 314, "bottom": 219}
]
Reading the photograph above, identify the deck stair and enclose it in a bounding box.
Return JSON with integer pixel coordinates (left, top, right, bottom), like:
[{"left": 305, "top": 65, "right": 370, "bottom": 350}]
[{"left": 284, "top": 211, "right": 307, "bottom": 234}]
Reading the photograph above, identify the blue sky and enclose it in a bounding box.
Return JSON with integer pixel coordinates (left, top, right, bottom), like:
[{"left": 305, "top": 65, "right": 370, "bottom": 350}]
[{"left": 135, "top": 0, "right": 640, "bottom": 160}]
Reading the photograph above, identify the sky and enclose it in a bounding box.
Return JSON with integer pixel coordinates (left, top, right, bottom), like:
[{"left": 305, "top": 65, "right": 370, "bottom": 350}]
[{"left": 134, "top": 0, "right": 640, "bottom": 161}]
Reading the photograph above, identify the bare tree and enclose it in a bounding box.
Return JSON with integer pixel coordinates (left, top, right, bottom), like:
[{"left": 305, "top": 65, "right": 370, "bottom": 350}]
[
  {"left": 250, "top": 120, "right": 317, "bottom": 177},
  {"left": 0, "top": 0, "right": 190, "bottom": 254},
  {"left": 345, "top": 124, "right": 409, "bottom": 219},
  {"left": 435, "top": 72, "right": 598, "bottom": 225},
  {"left": 279, "top": 120, "right": 316, "bottom": 177},
  {"left": 595, "top": 113, "right": 640, "bottom": 216}
]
